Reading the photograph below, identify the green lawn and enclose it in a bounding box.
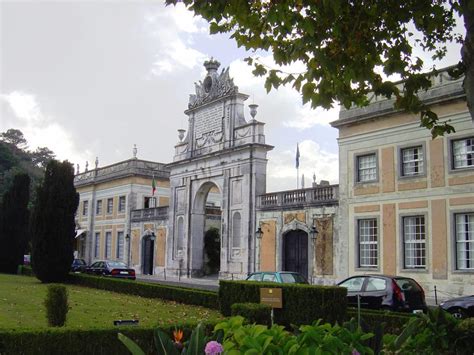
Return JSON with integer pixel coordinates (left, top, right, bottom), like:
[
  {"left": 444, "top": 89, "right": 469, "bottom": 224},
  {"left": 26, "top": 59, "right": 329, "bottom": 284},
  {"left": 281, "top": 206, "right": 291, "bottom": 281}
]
[{"left": 0, "top": 274, "right": 222, "bottom": 329}]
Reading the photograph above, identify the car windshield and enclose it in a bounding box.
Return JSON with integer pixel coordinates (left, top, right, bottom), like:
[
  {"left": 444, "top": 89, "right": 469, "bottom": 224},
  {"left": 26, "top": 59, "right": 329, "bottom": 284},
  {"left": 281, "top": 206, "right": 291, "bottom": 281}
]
[
  {"left": 280, "top": 273, "right": 307, "bottom": 283},
  {"left": 246, "top": 273, "right": 262, "bottom": 281},
  {"left": 395, "top": 278, "right": 422, "bottom": 292},
  {"left": 107, "top": 261, "right": 127, "bottom": 268}
]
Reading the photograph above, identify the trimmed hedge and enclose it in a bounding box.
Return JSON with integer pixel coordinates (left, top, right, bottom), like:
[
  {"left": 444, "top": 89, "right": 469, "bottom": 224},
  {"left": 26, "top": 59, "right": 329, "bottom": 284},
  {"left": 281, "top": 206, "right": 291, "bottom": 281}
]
[
  {"left": 231, "top": 302, "right": 272, "bottom": 326},
  {"left": 0, "top": 321, "right": 217, "bottom": 355},
  {"left": 18, "top": 265, "right": 34, "bottom": 276},
  {"left": 66, "top": 273, "right": 219, "bottom": 310},
  {"left": 347, "top": 307, "right": 413, "bottom": 334},
  {"left": 219, "top": 280, "right": 347, "bottom": 326}
]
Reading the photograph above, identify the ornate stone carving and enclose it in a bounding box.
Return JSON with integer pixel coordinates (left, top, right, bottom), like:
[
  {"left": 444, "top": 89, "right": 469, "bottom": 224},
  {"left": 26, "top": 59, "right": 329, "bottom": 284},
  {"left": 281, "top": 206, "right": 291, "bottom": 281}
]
[{"left": 188, "top": 58, "right": 238, "bottom": 109}]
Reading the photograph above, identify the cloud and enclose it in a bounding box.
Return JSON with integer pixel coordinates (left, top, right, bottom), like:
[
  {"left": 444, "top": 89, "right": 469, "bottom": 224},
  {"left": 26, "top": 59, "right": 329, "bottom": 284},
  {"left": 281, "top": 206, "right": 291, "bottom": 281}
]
[
  {"left": 266, "top": 140, "right": 339, "bottom": 192},
  {"left": 1, "top": 91, "right": 47, "bottom": 125},
  {"left": 0, "top": 91, "right": 91, "bottom": 165},
  {"left": 283, "top": 106, "right": 340, "bottom": 129},
  {"left": 145, "top": 4, "right": 208, "bottom": 76},
  {"left": 229, "top": 56, "right": 338, "bottom": 129}
]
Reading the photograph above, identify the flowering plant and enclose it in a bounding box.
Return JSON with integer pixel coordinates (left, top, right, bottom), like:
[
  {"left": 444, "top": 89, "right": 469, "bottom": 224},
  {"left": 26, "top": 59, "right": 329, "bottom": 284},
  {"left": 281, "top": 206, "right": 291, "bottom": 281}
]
[{"left": 204, "top": 340, "right": 223, "bottom": 355}]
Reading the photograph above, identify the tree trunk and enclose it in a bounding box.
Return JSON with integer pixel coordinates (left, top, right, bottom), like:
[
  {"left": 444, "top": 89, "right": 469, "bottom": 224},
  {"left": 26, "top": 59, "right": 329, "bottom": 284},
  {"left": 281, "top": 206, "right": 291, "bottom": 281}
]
[{"left": 461, "top": 0, "right": 474, "bottom": 124}]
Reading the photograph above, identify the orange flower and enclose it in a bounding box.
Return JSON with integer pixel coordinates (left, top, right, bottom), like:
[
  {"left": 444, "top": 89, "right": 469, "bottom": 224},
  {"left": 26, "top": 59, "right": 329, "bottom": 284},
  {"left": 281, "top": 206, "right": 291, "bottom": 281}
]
[{"left": 173, "top": 329, "right": 183, "bottom": 343}]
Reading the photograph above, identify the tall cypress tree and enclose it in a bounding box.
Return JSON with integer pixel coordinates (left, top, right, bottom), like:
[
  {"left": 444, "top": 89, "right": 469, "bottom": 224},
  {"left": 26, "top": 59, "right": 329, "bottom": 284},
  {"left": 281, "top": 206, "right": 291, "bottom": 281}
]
[
  {"left": 0, "top": 173, "right": 30, "bottom": 273},
  {"left": 31, "top": 160, "right": 79, "bottom": 283}
]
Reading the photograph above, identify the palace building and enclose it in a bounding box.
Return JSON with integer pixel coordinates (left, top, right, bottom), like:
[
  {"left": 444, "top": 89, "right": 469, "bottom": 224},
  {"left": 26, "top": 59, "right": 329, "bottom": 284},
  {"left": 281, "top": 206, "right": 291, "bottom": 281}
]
[{"left": 75, "top": 61, "right": 473, "bottom": 299}]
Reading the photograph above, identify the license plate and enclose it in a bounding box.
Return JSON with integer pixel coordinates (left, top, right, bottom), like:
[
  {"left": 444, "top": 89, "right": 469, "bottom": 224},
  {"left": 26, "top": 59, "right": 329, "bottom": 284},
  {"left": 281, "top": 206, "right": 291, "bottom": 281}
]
[
  {"left": 120, "top": 271, "right": 128, "bottom": 275},
  {"left": 412, "top": 309, "right": 423, "bottom": 314}
]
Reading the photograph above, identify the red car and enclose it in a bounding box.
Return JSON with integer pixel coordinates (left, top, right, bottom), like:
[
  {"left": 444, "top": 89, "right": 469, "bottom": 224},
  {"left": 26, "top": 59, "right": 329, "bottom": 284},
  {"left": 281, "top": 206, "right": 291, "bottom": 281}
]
[{"left": 85, "top": 260, "right": 136, "bottom": 280}]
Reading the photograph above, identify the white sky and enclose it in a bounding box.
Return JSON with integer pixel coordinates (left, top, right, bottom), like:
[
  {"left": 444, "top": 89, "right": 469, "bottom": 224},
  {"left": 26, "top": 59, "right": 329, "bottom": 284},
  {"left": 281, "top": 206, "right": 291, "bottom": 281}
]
[{"left": 0, "top": 1, "right": 464, "bottom": 192}]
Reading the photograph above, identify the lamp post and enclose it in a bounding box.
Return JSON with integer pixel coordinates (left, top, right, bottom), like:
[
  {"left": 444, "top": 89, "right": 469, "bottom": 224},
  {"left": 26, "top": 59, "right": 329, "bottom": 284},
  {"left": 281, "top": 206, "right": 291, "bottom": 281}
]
[
  {"left": 310, "top": 225, "right": 319, "bottom": 244},
  {"left": 310, "top": 225, "right": 318, "bottom": 284},
  {"left": 256, "top": 226, "right": 263, "bottom": 271},
  {"left": 125, "top": 234, "right": 131, "bottom": 267}
]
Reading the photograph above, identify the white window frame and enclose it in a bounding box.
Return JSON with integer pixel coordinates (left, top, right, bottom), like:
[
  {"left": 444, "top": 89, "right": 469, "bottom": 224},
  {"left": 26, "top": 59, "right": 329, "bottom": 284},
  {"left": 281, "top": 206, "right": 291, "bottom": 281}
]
[
  {"left": 94, "top": 232, "right": 100, "bottom": 258},
  {"left": 402, "top": 215, "right": 426, "bottom": 269},
  {"left": 357, "top": 218, "right": 378, "bottom": 268},
  {"left": 455, "top": 212, "right": 474, "bottom": 271},
  {"left": 116, "top": 231, "right": 124, "bottom": 260},
  {"left": 105, "top": 232, "right": 112, "bottom": 259},
  {"left": 355, "top": 153, "right": 378, "bottom": 183},
  {"left": 96, "top": 200, "right": 102, "bottom": 215},
  {"left": 118, "top": 196, "right": 126, "bottom": 213},
  {"left": 450, "top": 136, "right": 474, "bottom": 170},
  {"left": 106, "top": 198, "right": 113, "bottom": 214},
  {"left": 82, "top": 200, "right": 88, "bottom": 216},
  {"left": 400, "top": 145, "right": 425, "bottom": 177}
]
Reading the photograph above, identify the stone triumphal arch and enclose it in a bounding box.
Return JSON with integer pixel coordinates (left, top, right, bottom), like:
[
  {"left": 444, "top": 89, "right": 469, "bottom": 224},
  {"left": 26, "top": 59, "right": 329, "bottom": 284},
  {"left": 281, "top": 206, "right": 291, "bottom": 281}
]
[{"left": 166, "top": 59, "right": 273, "bottom": 278}]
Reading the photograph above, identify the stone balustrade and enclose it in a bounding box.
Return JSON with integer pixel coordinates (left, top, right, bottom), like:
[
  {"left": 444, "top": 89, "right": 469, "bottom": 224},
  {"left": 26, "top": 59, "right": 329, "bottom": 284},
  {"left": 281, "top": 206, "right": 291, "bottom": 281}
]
[
  {"left": 131, "top": 206, "right": 169, "bottom": 222},
  {"left": 257, "top": 185, "right": 339, "bottom": 210},
  {"left": 74, "top": 159, "right": 169, "bottom": 186}
]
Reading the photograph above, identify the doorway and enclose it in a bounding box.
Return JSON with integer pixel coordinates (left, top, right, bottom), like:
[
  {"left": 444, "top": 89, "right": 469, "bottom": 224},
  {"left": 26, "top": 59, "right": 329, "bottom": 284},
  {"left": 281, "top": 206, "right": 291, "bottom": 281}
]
[
  {"left": 283, "top": 230, "right": 308, "bottom": 279},
  {"left": 142, "top": 235, "right": 155, "bottom": 275}
]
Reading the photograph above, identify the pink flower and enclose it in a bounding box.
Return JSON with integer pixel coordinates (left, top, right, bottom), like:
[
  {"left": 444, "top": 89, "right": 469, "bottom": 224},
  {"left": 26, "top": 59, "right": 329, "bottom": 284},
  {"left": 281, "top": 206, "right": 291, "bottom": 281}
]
[
  {"left": 205, "top": 341, "right": 223, "bottom": 355},
  {"left": 352, "top": 350, "right": 360, "bottom": 355}
]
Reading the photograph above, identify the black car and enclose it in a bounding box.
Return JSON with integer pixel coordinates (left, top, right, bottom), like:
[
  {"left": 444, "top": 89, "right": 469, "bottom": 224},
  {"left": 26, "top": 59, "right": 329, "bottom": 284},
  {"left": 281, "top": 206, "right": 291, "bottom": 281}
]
[
  {"left": 246, "top": 271, "right": 309, "bottom": 284},
  {"left": 85, "top": 260, "right": 136, "bottom": 280},
  {"left": 440, "top": 295, "right": 474, "bottom": 319},
  {"left": 71, "top": 258, "right": 87, "bottom": 273},
  {"left": 337, "top": 275, "right": 427, "bottom": 313}
]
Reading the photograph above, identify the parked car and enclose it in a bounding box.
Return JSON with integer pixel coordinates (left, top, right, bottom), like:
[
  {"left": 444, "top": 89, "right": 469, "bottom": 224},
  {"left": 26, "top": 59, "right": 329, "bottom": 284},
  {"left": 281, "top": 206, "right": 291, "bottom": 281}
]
[
  {"left": 71, "top": 258, "right": 87, "bottom": 273},
  {"left": 337, "top": 275, "right": 427, "bottom": 313},
  {"left": 85, "top": 260, "right": 136, "bottom": 280},
  {"left": 246, "top": 271, "right": 309, "bottom": 284},
  {"left": 440, "top": 295, "right": 474, "bottom": 319}
]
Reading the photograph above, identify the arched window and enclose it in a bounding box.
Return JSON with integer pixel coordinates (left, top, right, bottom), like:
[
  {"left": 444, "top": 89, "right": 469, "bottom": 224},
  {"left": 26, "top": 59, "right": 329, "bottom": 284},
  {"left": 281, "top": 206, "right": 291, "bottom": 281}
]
[
  {"left": 177, "top": 217, "right": 184, "bottom": 255},
  {"left": 232, "top": 212, "right": 241, "bottom": 249}
]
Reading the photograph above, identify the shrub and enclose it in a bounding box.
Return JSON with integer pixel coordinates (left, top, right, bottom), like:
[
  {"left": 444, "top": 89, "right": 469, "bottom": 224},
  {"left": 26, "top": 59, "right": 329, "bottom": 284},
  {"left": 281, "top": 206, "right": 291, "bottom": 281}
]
[
  {"left": 346, "top": 307, "right": 413, "bottom": 335},
  {"left": 18, "top": 265, "right": 35, "bottom": 276},
  {"left": 0, "top": 321, "right": 217, "bottom": 355},
  {"left": 0, "top": 173, "right": 30, "bottom": 274},
  {"left": 44, "top": 285, "right": 68, "bottom": 327},
  {"left": 214, "top": 316, "right": 373, "bottom": 354},
  {"left": 31, "top": 160, "right": 79, "bottom": 283},
  {"left": 455, "top": 318, "right": 474, "bottom": 353},
  {"left": 231, "top": 302, "right": 272, "bottom": 326},
  {"left": 382, "top": 308, "right": 468, "bottom": 354},
  {"left": 67, "top": 273, "right": 219, "bottom": 309},
  {"left": 219, "top": 280, "right": 346, "bottom": 326}
]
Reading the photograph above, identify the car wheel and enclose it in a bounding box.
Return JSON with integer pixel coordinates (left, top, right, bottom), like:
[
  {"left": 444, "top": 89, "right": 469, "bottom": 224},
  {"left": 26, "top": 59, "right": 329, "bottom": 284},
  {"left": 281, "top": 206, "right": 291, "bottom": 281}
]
[{"left": 448, "top": 307, "right": 467, "bottom": 319}]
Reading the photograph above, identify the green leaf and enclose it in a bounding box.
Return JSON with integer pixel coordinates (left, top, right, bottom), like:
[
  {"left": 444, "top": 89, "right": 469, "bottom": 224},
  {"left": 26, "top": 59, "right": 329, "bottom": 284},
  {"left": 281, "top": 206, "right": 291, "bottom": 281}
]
[
  {"left": 184, "top": 323, "right": 206, "bottom": 355},
  {"left": 154, "top": 328, "right": 180, "bottom": 355},
  {"left": 117, "top": 332, "right": 146, "bottom": 355}
]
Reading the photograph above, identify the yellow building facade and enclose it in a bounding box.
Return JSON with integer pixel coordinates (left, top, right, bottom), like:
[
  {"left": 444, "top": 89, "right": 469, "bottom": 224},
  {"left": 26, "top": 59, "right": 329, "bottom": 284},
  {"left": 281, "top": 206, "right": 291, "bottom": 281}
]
[{"left": 331, "top": 68, "right": 474, "bottom": 301}]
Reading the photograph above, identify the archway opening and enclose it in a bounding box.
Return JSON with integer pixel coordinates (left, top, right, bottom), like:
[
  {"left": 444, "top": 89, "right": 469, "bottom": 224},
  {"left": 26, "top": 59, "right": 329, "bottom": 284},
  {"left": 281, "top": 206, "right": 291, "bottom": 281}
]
[
  {"left": 191, "top": 181, "right": 221, "bottom": 277},
  {"left": 282, "top": 229, "right": 309, "bottom": 279}
]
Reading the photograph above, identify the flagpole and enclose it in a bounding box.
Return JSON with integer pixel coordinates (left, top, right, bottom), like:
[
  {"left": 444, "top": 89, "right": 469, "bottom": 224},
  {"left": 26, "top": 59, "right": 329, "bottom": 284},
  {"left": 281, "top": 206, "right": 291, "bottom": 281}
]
[
  {"left": 296, "top": 143, "right": 300, "bottom": 189},
  {"left": 297, "top": 167, "right": 299, "bottom": 189}
]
